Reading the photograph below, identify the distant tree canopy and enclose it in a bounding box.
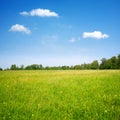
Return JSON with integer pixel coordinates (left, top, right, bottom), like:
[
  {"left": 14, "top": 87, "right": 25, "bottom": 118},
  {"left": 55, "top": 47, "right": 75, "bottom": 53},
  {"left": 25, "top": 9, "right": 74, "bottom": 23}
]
[
  {"left": 99, "top": 55, "right": 120, "bottom": 69},
  {"left": 0, "top": 68, "right": 2, "bottom": 71},
  {"left": 25, "top": 64, "right": 43, "bottom": 70},
  {"left": 1, "top": 54, "right": 120, "bottom": 70},
  {"left": 10, "top": 64, "right": 18, "bottom": 70},
  {"left": 91, "top": 60, "right": 99, "bottom": 69}
]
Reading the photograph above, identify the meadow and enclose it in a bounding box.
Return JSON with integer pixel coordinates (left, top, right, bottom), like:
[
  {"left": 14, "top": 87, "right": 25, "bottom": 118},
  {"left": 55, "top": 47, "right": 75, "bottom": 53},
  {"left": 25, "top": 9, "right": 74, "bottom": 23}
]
[{"left": 0, "top": 70, "right": 120, "bottom": 120}]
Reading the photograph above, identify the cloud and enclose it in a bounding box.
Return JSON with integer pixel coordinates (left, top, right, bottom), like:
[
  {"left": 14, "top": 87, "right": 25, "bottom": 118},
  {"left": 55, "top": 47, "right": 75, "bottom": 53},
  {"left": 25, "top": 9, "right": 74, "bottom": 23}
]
[
  {"left": 9, "top": 24, "right": 31, "bottom": 34},
  {"left": 83, "top": 31, "right": 109, "bottom": 39},
  {"left": 20, "top": 8, "right": 59, "bottom": 17},
  {"left": 69, "top": 37, "right": 76, "bottom": 43}
]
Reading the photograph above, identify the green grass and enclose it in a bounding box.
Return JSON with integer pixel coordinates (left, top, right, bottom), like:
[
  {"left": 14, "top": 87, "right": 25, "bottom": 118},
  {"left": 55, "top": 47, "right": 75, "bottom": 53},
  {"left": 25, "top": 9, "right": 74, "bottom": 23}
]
[{"left": 0, "top": 70, "right": 120, "bottom": 120}]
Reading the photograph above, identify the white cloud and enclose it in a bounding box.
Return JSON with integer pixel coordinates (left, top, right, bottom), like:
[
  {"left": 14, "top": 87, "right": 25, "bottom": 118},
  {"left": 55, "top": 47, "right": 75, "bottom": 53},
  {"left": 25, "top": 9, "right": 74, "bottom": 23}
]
[
  {"left": 20, "top": 8, "right": 59, "bottom": 17},
  {"left": 9, "top": 24, "right": 31, "bottom": 34},
  {"left": 83, "top": 31, "right": 109, "bottom": 39},
  {"left": 69, "top": 37, "right": 76, "bottom": 43}
]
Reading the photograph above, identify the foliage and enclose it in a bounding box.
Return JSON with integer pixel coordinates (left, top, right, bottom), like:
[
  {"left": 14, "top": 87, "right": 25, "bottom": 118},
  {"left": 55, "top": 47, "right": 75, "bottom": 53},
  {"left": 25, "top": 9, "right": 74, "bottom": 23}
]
[
  {"left": 100, "top": 54, "right": 120, "bottom": 69},
  {"left": 0, "top": 68, "right": 2, "bottom": 71},
  {"left": 10, "top": 64, "right": 18, "bottom": 70},
  {"left": 90, "top": 60, "right": 99, "bottom": 69},
  {"left": 1, "top": 54, "right": 120, "bottom": 70},
  {"left": 0, "top": 70, "right": 120, "bottom": 120}
]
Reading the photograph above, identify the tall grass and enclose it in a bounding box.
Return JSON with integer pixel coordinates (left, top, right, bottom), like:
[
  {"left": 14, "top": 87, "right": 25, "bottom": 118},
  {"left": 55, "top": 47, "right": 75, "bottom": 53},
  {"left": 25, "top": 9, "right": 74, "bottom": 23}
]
[{"left": 0, "top": 70, "right": 120, "bottom": 120}]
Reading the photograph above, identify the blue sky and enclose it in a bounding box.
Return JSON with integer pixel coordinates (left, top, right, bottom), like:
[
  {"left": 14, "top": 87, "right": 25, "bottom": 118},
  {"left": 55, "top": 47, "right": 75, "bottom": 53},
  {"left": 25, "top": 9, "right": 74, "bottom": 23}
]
[{"left": 0, "top": 0, "right": 120, "bottom": 68}]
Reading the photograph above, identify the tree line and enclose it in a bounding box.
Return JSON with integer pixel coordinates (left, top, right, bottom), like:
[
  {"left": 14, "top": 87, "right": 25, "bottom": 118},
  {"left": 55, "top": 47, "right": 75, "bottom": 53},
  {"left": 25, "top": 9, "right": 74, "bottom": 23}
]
[{"left": 0, "top": 54, "right": 120, "bottom": 71}]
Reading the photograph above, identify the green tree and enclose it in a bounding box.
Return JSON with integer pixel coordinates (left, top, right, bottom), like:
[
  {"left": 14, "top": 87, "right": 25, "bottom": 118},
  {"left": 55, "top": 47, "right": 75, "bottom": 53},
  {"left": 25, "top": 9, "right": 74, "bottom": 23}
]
[
  {"left": 20, "top": 65, "right": 24, "bottom": 70},
  {"left": 25, "top": 64, "right": 41, "bottom": 70},
  {"left": 39, "top": 64, "right": 43, "bottom": 70},
  {"left": 109, "top": 56, "right": 117, "bottom": 69},
  {"left": 61, "top": 66, "right": 68, "bottom": 70},
  {"left": 0, "top": 68, "right": 2, "bottom": 71},
  {"left": 100, "top": 58, "right": 109, "bottom": 69},
  {"left": 117, "top": 54, "right": 120, "bottom": 69},
  {"left": 74, "top": 65, "right": 81, "bottom": 70},
  {"left": 45, "top": 66, "right": 50, "bottom": 70},
  {"left": 10, "top": 64, "right": 18, "bottom": 70},
  {"left": 90, "top": 60, "right": 99, "bottom": 69}
]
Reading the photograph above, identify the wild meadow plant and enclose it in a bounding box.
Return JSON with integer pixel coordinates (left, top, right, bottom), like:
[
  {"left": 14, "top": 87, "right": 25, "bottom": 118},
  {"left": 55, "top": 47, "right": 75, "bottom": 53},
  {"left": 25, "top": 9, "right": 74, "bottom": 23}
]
[{"left": 0, "top": 70, "right": 120, "bottom": 120}]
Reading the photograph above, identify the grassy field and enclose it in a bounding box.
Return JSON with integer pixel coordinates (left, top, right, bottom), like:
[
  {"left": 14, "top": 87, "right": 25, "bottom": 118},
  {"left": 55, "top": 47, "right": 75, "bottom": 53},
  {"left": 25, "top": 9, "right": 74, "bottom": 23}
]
[{"left": 0, "top": 70, "right": 120, "bottom": 120}]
